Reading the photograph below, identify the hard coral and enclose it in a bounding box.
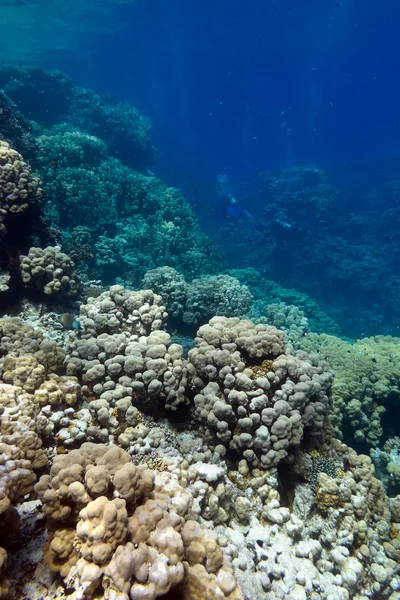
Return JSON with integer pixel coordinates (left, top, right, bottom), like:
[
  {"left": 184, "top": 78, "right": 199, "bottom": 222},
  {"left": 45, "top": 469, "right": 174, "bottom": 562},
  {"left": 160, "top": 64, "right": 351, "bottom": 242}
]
[
  {"left": 20, "top": 245, "right": 80, "bottom": 296},
  {"left": 0, "top": 140, "right": 43, "bottom": 236},
  {"left": 190, "top": 316, "right": 332, "bottom": 468},
  {"left": 35, "top": 442, "right": 242, "bottom": 600},
  {"left": 300, "top": 332, "right": 400, "bottom": 448}
]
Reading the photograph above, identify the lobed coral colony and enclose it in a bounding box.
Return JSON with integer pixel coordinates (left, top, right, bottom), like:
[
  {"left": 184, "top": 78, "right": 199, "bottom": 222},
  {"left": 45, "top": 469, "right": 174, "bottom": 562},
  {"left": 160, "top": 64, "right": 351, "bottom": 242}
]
[{"left": 0, "top": 64, "right": 400, "bottom": 600}]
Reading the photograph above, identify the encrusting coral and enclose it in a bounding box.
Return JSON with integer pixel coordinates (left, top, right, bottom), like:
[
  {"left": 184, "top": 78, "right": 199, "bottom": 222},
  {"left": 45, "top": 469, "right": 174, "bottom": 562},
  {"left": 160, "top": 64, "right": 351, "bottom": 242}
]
[{"left": 300, "top": 332, "right": 400, "bottom": 448}]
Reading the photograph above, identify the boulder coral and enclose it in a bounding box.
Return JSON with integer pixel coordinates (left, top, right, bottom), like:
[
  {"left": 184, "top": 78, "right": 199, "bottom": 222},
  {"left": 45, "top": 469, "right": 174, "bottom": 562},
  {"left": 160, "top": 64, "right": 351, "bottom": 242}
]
[
  {"left": 0, "top": 140, "right": 43, "bottom": 236},
  {"left": 0, "top": 294, "right": 400, "bottom": 600},
  {"left": 141, "top": 267, "right": 253, "bottom": 326},
  {"left": 20, "top": 245, "right": 80, "bottom": 297},
  {"left": 190, "top": 316, "right": 332, "bottom": 468},
  {"left": 35, "top": 443, "right": 243, "bottom": 600}
]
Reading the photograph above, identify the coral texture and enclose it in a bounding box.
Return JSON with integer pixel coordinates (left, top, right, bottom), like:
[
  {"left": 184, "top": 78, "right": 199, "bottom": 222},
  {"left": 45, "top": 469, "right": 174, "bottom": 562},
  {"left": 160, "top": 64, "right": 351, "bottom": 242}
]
[
  {"left": 35, "top": 443, "right": 242, "bottom": 600},
  {"left": 190, "top": 316, "right": 332, "bottom": 467},
  {"left": 0, "top": 140, "right": 43, "bottom": 236},
  {"left": 20, "top": 246, "right": 80, "bottom": 296},
  {"left": 300, "top": 332, "right": 400, "bottom": 448}
]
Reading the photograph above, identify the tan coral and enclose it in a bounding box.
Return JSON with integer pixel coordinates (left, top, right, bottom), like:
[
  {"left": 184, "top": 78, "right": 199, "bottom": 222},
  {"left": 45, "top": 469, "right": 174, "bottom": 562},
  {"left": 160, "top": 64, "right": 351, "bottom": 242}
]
[
  {"left": 0, "top": 547, "right": 10, "bottom": 600},
  {"left": 0, "top": 318, "right": 43, "bottom": 356},
  {"left": 77, "top": 496, "right": 129, "bottom": 565},
  {"left": 0, "top": 140, "right": 43, "bottom": 236},
  {"left": 20, "top": 246, "right": 80, "bottom": 297},
  {"left": 181, "top": 520, "right": 223, "bottom": 573},
  {"left": 190, "top": 316, "right": 332, "bottom": 468},
  {"left": 0, "top": 442, "right": 36, "bottom": 512},
  {"left": 65, "top": 287, "right": 188, "bottom": 412},
  {"left": 0, "top": 381, "right": 47, "bottom": 470},
  {"left": 37, "top": 443, "right": 243, "bottom": 600},
  {"left": 181, "top": 561, "right": 244, "bottom": 600},
  {"left": 34, "top": 374, "right": 81, "bottom": 407},
  {"left": 33, "top": 339, "right": 66, "bottom": 373},
  {"left": 43, "top": 527, "right": 78, "bottom": 577},
  {"left": 1, "top": 354, "right": 46, "bottom": 392},
  {"left": 112, "top": 462, "right": 154, "bottom": 508}
]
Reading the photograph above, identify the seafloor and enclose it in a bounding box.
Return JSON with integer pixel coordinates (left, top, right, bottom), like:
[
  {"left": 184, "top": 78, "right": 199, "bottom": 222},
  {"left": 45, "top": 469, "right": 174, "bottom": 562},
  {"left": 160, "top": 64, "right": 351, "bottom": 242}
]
[{"left": 0, "top": 63, "right": 400, "bottom": 600}]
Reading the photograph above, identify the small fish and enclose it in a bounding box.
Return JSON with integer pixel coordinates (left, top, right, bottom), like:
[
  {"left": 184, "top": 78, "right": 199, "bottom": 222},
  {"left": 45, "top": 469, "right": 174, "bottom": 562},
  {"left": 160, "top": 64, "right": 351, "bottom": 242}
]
[
  {"left": 58, "top": 313, "right": 82, "bottom": 331},
  {"left": 311, "top": 67, "right": 320, "bottom": 72},
  {"left": 275, "top": 219, "right": 292, "bottom": 229}
]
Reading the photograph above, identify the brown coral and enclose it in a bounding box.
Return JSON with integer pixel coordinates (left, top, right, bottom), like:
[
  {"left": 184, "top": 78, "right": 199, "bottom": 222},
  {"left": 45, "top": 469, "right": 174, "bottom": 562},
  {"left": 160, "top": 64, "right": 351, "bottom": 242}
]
[
  {"left": 0, "top": 140, "right": 43, "bottom": 236},
  {"left": 20, "top": 246, "right": 80, "bottom": 296}
]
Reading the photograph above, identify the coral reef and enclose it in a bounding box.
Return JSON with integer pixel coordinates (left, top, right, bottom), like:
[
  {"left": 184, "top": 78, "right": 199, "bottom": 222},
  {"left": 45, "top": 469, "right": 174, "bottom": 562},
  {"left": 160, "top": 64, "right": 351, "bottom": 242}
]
[
  {"left": 0, "top": 65, "right": 74, "bottom": 128},
  {"left": 2, "top": 59, "right": 400, "bottom": 600},
  {"left": 35, "top": 125, "right": 220, "bottom": 284},
  {"left": 0, "top": 64, "right": 155, "bottom": 169},
  {"left": 0, "top": 92, "right": 37, "bottom": 158},
  {"left": 190, "top": 316, "right": 332, "bottom": 468},
  {"left": 35, "top": 443, "right": 242, "bottom": 600},
  {"left": 209, "top": 165, "right": 400, "bottom": 338},
  {"left": 0, "top": 140, "right": 43, "bottom": 237},
  {"left": 0, "top": 67, "right": 220, "bottom": 297},
  {"left": 141, "top": 267, "right": 253, "bottom": 326},
  {"left": 183, "top": 275, "right": 253, "bottom": 325},
  {"left": 372, "top": 437, "right": 400, "bottom": 496},
  {"left": 20, "top": 246, "right": 80, "bottom": 297},
  {"left": 300, "top": 332, "right": 400, "bottom": 449},
  {"left": 69, "top": 87, "right": 157, "bottom": 169},
  {"left": 0, "top": 294, "right": 399, "bottom": 600},
  {"left": 261, "top": 301, "right": 310, "bottom": 347},
  {"left": 229, "top": 267, "right": 340, "bottom": 335}
]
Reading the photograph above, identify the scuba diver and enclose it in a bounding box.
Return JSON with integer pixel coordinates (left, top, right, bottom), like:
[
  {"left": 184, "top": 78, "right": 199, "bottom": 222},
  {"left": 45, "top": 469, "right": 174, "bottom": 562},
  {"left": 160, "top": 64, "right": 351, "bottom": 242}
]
[{"left": 216, "top": 170, "right": 256, "bottom": 225}]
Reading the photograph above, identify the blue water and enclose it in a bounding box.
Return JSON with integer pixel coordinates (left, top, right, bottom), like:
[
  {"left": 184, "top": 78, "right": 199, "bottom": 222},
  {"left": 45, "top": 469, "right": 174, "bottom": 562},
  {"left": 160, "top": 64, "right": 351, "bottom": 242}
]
[
  {"left": 50, "top": 0, "right": 400, "bottom": 193},
  {"left": 1, "top": 0, "right": 400, "bottom": 337}
]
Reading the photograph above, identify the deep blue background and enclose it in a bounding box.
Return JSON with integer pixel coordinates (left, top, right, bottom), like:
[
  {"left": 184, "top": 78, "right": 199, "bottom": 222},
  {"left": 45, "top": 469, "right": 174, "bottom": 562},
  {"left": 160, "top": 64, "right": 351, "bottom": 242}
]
[{"left": 44, "top": 0, "right": 400, "bottom": 207}]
